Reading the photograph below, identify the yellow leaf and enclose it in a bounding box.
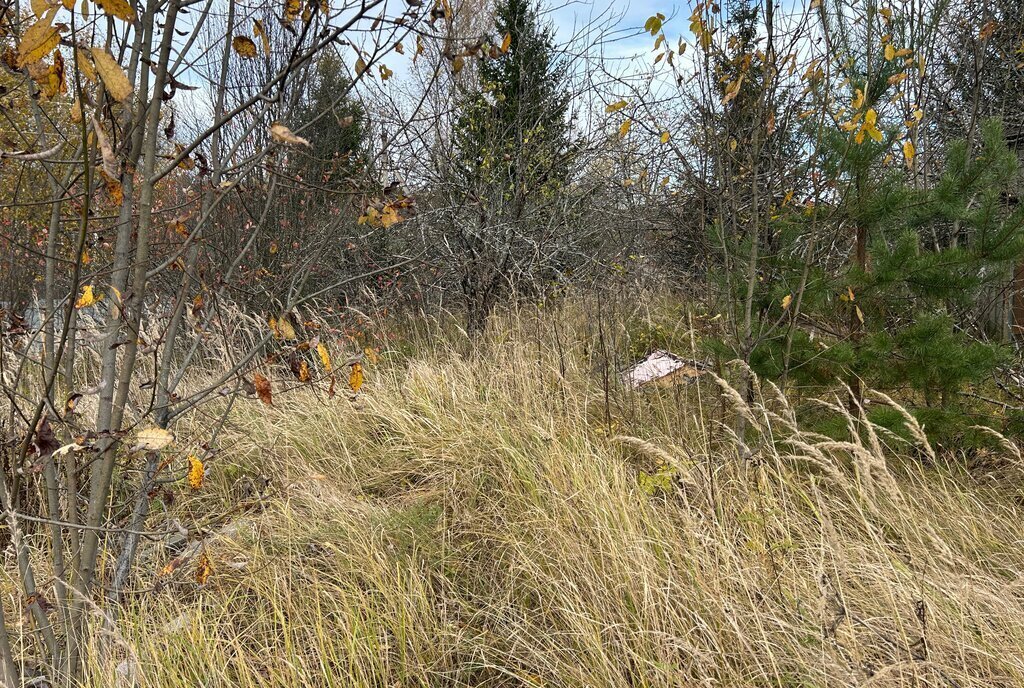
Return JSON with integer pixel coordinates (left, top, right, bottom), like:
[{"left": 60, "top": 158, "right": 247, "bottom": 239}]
[
  {"left": 781, "top": 294, "right": 793, "bottom": 309},
  {"left": 269, "top": 314, "right": 297, "bottom": 340},
  {"left": 74, "top": 285, "right": 101, "bottom": 309},
  {"left": 297, "top": 360, "right": 310, "bottom": 383},
  {"left": 855, "top": 305, "right": 864, "bottom": 324},
  {"left": 284, "top": 0, "right": 300, "bottom": 24},
  {"left": 851, "top": 88, "right": 864, "bottom": 110},
  {"left": 31, "top": 0, "right": 49, "bottom": 19},
  {"left": 96, "top": 0, "right": 135, "bottom": 20},
  {"left": 92, "top": 48, "right": 133, "bottom": 102},
  {"left": 135, "top": 426, "right": 174, "bottom": 451},
  {"left": 348, "top": 362, "right": 364, "bottom": 393},
  {"left": 721, "top": 76, "right": 744, "bottom": 105},
  {"left": 660, "top": 131, "right": 670, "bottom": 144},
  {"left": 379, "top": 204, "right": 401, "bottom": 228},
  {"left": 699, "top": 28, "right": 712, "bottom": 51},
  {"left": 317, "top": 342, "right": 332, "bottom": 371},
  {"left": 604, "top": 100, "right": 628, "bottom": 113},
  {"left": 884, "top": 44, "right": 895, "bottom": 61},
  {"left": 644, "top": 13, "right": 664, "bottom": 35},
  {"left": 355, "top": 57, "right": 367, "bottom": 76},
  {"left": 912, "top": 108, "right": 924, "bottom": 122},
  {"left": 36, "top": 49, "right": 66, "bottom": 99},
  {"left": 903, "top": 139, "right": 915, "bottom": 166},
  {"left": 76, "top": 51, "right": 97, "bottom": 82},
  {"left": 379, "top": 63, "right": 393, "bottom": 80},
  {"left": 186, "top": 455, "right": 205, "bottom": 489},
  {"left": 195, "top": 553, "right": 212, "bottom": 585},
  {"left": 452, "top": 55, "right": 465, "bottom": 73},
  {"left": 618, "top": 119, "right": 632, "bottom": 138},
  {"left": 729, "top": 138, "right": 737, "bottom": 151},
  {"left": 16, "top": 8, "right": 60, "bottom": 68},
  {"left": 253, "top": 19, "right": 271, "bottom": 54},
  {"left": 269, "top": 121, "right": 311, "bottom": 146},
  {"left": 501, "top": 32, "right": 511, "bottom": 53},
  {"left": 859, "top": 108, "right": 883, "bottom": 143},
  {"left": 232, "top": 36, "right": 258, "bottom": 58}
]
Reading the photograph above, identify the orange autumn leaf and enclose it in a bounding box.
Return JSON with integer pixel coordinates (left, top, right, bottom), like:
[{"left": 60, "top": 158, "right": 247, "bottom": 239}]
[
  {"left": 186, "top": 455, "right": 205, "bottom": 489},
  {"left": 195, "top": 553, "right": 212, "bottom": 585},
  {"left": 348, "top": 362, "right": 364, "bottom": 393},
  {"left": 253, "top": 372, "right": 273, "bottom": 406}
]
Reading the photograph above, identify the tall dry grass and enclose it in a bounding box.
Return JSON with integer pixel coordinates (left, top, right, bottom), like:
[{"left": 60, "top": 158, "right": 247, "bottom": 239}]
[{"left": 64, "top": 303, "right": 1024, "bottom": 687}]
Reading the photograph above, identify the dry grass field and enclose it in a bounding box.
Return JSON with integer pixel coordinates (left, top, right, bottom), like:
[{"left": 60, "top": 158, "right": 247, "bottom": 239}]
[{"left": 39, "top": 303, "right": 1024, "bottom": 687}]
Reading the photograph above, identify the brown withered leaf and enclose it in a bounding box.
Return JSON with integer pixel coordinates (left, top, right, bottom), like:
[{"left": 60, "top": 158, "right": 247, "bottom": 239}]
[
  {"left": 101, "top": 171, "right": 123, "bottom": 205},
  {"left": 253, "top": 372, "right": 273, "bottom": 406},
  {"left": 91, "top": 115, "right": 119, "bottom": 178},
  {"left": 164, "top": 109, "right": 175, "bottom": 139},
  {"left": 269, "top": 121, "right": 310, "bottom": 147},
  {"left": 134, "top": 426, "right": 174, "bottom": 451},
  {"left": 32, "top": 415, "right": 59, "bottom": 459},
  {"left": 253, "top": 19, "right": 271, "bottom": 54},
  {"left": 24, "top": 592, "right": 54, "bottom": 620},
  {"left": 158, "top": 556, "right": 184, "bottom": 577},
  {"left": 288, "top": 356, "right": 311, "bottom": 383}
]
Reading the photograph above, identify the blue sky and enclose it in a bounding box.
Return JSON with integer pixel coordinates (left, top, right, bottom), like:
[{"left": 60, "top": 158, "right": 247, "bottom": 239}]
[
  {"left": 543, "top": 0, "right": 688, "bottom": 76},
  {"left": 548, "top": 0, "right": 683, "bottom": 48}
]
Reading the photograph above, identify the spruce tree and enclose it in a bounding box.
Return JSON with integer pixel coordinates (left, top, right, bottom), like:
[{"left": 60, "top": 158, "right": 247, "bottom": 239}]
[{"left": 450, "top": 0, "right": 571, "bottom": 332}]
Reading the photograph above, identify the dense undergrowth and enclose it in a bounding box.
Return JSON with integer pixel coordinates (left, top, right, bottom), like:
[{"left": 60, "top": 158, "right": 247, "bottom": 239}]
[{"left": 55, "top": 302, "right": 1024, "bottom": 687}]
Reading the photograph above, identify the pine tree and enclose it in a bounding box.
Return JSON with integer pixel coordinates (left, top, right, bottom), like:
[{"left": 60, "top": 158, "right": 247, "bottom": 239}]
[
  {"left": 756, "top": 117, "right": 1024, "bottom": 444},
  {"left": 718, "top": 3, "right": 1024, "bottom": 443}
]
